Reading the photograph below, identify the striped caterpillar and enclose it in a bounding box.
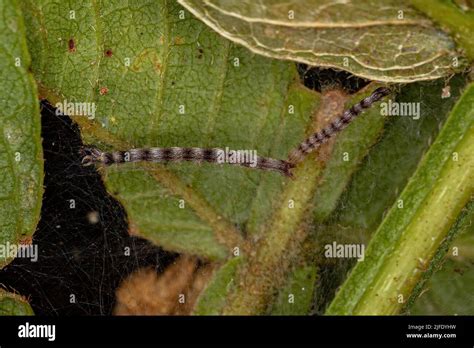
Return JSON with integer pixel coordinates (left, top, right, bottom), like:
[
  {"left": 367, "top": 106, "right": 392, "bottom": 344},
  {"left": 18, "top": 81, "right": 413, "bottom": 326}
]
[
  {"left": 81, "top": 87, "right": 390, "bottom": 177},
  {"left": 81, "top": 147, "right": 295, "bottom": 177},
  {"left": 288, "top": 87, "right": 391, "bottom": 163}
]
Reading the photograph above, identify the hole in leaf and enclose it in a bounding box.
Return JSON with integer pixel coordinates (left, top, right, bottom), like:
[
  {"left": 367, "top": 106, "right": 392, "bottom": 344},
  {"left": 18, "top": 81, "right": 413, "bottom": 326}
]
[{"left": 297, "top": 64, "right": 371, "bottom": 94}]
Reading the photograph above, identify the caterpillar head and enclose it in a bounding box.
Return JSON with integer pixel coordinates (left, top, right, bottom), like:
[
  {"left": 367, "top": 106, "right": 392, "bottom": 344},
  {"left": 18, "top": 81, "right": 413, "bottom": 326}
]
[
  {"left": 80, "top": 147, "right": 102, "bottom": 166},
  {"left": 281, "top": 160, "right": 296, "bottom": 179}
]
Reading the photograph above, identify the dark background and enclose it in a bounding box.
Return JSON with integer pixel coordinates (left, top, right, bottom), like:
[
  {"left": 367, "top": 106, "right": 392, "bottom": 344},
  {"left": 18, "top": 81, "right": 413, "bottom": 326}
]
[{"left": 0, "top": 101, "right": 177, "bottom": 315}]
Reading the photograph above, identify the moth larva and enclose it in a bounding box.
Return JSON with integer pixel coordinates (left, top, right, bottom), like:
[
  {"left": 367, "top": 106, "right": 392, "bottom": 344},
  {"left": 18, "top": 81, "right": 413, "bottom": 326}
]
[
  {"left": 81, "top": 146, "right": 295, "bottom": 177},
  {"left": 80, "top": 87, "right": 390, "bottom": 179},
  {"left": 288, "top": 87, "right": 392, "bottom": 164}
]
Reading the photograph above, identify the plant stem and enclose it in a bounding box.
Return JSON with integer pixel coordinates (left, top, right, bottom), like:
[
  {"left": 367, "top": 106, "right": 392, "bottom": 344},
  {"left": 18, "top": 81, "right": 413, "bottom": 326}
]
[
  {"left": 222, "top": 91, "right": 346, "bottom": 314},
  {"left": 326, "top": 83, "right": 474, "bottom": 315},
  {"left": 222, "top": 159, "right": 323, "bottom": 314}
]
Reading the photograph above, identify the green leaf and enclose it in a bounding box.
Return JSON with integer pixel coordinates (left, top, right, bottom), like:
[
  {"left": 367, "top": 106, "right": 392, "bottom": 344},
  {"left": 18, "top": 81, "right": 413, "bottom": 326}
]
[
  {"left": 0, "top": 290, "right": 34, "bottom": 316},
  {"left": 0, "top": 0, "right": 43, "bottom": 268},
  {"left": 312, "top": 86, "right": 387, "bottom": 222},
  {"left": 19, "top": 0, "right": 473, "bottom": 315},
  {"left": 21, "top": 0, "right": 319, "bottom": 259},
  {"left": 411, "top": 258, "right": 474, "bottom": 315},
  {"left": 178, "top": 0, "right": 465, "bottom": 83},
  {"left": 193, "top": 256, "right": 243, "bottom": 315},
  {"left": 410, "top": 0, "right": 474, "bottom": 61},
  {"left": 270, "top": 265, "right": 317, "bottom": 315},
  {"left": 326, "top": 82, "right": 474, "bottom": 315}
]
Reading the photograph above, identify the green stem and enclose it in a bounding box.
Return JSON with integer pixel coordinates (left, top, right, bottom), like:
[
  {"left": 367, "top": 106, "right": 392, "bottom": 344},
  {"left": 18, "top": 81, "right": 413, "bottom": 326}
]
[
  {"left": 221, "top": 91, "right": 336, "bottom": 314},
  {"left": 222, "top": 158, "right": 323, "bottom": 314},
  {"left": 222, "top": 86, "right": 391, "bottom": 314},
  {"left": 326, "top": 83, "right": 474, "bottom": 315},
  {"left": 404, "top": 198, "right": 474, "bottom": 312}
]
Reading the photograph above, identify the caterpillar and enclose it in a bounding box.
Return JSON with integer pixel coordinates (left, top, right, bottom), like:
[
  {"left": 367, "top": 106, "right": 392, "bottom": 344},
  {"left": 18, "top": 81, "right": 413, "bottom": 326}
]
[
  {"left": 81, "top": 87, "right": 390, "bottom": 178},
  {"left": 288, "top": 87, "right": 391, "bottom": 164},
  {"left": 81, "top": 146, "right": 295, "bottom": 177}
]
